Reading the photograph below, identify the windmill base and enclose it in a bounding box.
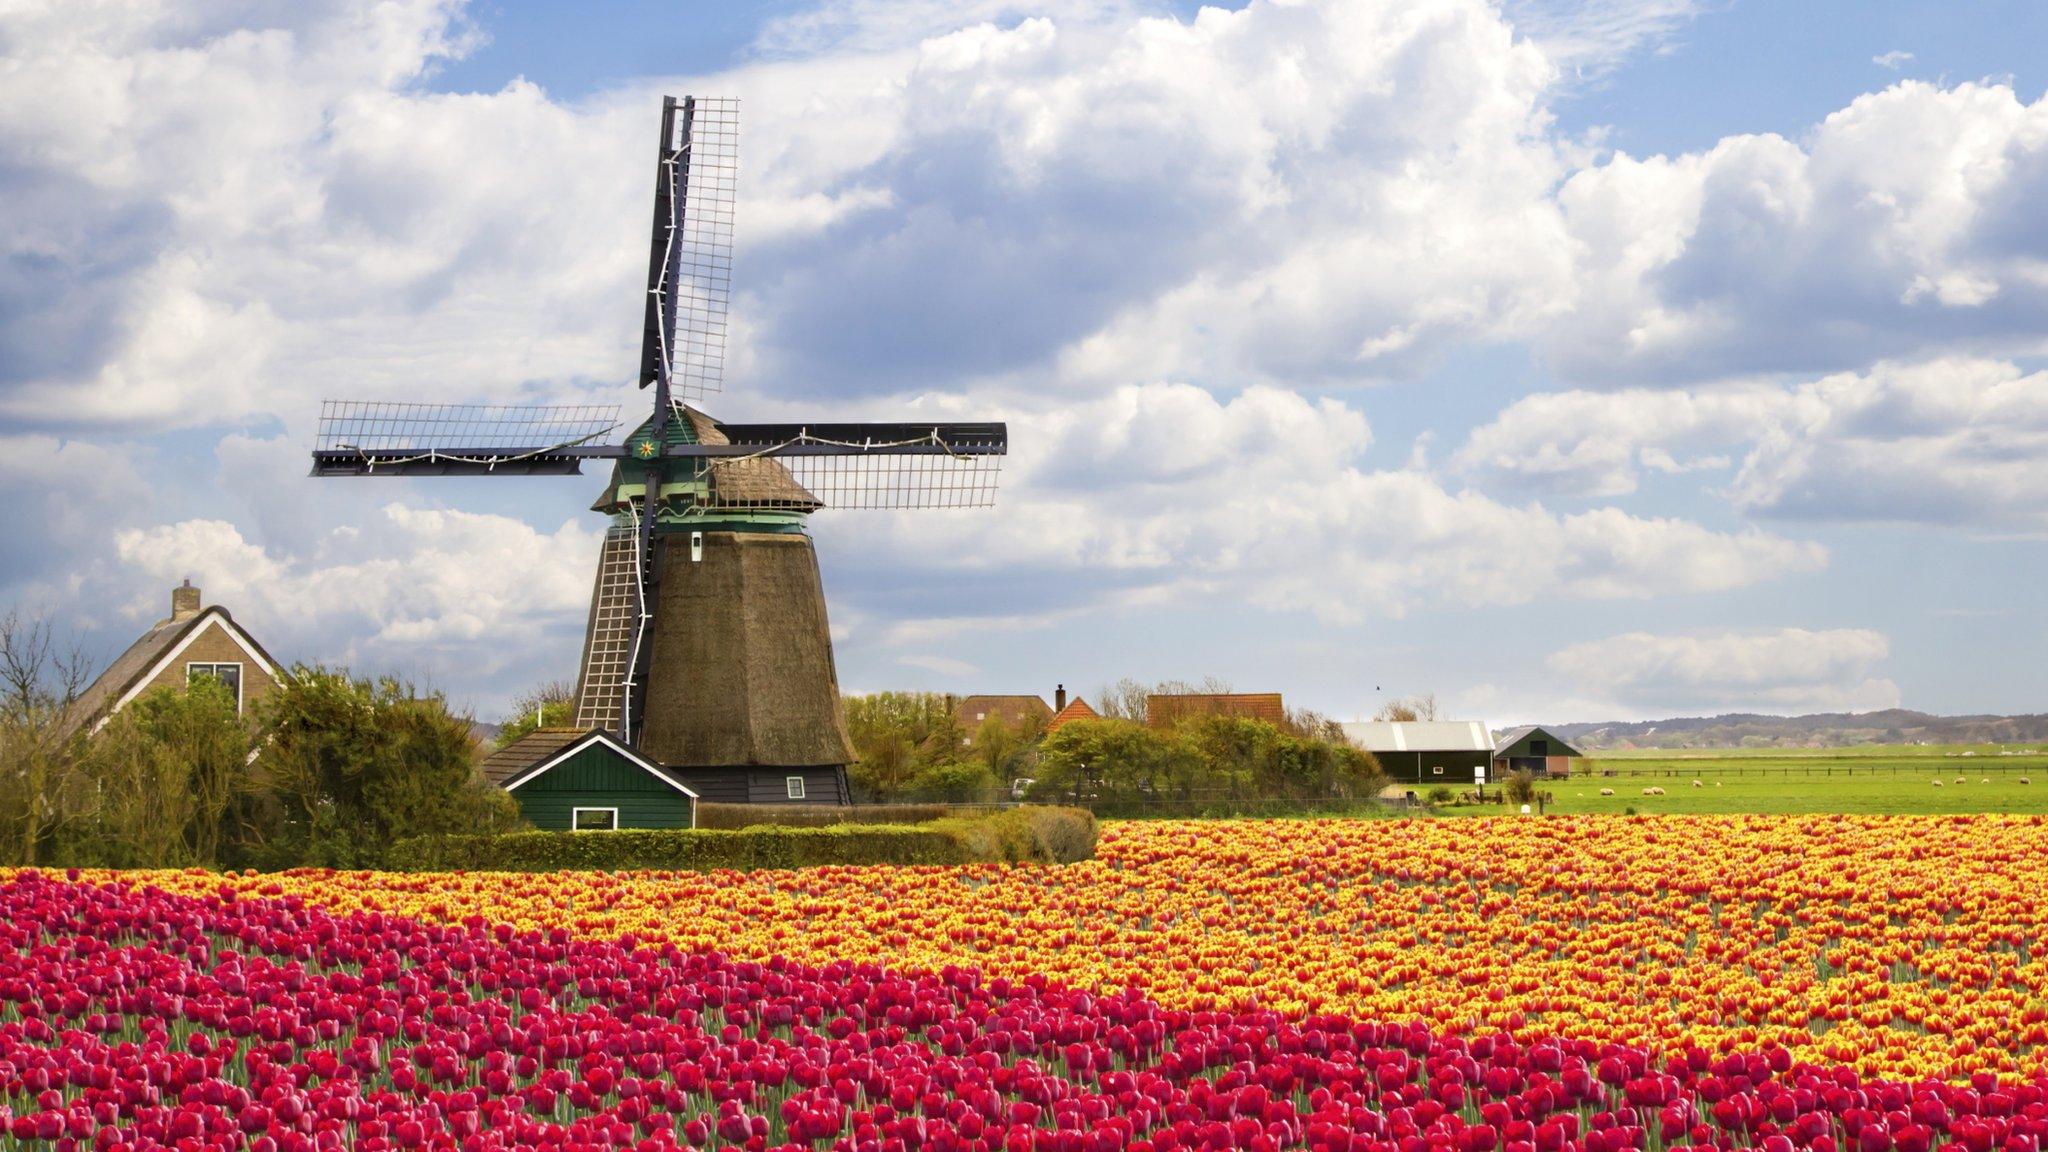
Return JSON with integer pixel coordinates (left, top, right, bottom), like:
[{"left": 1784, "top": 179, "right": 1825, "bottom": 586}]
[{"left": 633, "top": 530, "right": 857, "bottom": 799}]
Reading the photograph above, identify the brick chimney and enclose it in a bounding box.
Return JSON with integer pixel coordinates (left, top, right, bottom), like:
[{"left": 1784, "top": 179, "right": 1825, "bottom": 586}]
[
  {"left": 1055, "top": 684, "right": 1067, "bottom": 711},
  {"left": 171, "top": 579, "right": 201, "bottom": 622}
]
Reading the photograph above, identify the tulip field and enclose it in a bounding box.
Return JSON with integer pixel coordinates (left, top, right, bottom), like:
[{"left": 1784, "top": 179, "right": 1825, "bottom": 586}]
[{"left": 9, "top": 815, "right": 2048, "bottom": 1151}]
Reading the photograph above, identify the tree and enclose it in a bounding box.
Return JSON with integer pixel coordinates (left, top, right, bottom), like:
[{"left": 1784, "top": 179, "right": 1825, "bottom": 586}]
[
  {"left": 1032, "top": 719, "right": 1204, "bottom": 806},
  {"left": 1093, "top": 676, "right": 1234, "bottom": 723},
  {"left": 254, "top": 666, "right": 518, "bottom": 868},
  {"left": 0, "top": 608, "right": 92, "bottom": 865},
  {"left": 842, "top": 691, "right": 964, "bottom": 801},
  {"left": 1374, "top": 692, "right": 1439, "bottom": 722},
  {"left": 497, "top": 679, "right": 577, "bottom": 748},
  {"left": 72, "top": 678, "right": 251, "bottom": 868}
]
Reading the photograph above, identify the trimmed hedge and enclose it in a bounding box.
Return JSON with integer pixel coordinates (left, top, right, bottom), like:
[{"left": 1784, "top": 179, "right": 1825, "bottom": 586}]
[
  {"left": 387, "top": 805, "right": 1097, "bottom": 872},
  {"left": 695, "top": 802, "right": 988, "bottom": 830}
]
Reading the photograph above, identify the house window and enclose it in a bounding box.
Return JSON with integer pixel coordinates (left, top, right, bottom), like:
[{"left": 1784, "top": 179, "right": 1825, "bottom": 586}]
[
  {"left": 1531, "top": 739, "right": 1549, "bottom": 756},
  {"left": 187, "top": 662, "right": 243, "bottom": 713},
  {"left": 786, "top": 776, "right": 807, "bottom": 800},
  {"left": 1431, "top": 765, "right": 1444, "bottom": 776},
  {"left": 572, "top": 808, "right": 618, "bottom": 831},
  {"left": 975, "top": 712, "right": 986, "bottom": 721}
]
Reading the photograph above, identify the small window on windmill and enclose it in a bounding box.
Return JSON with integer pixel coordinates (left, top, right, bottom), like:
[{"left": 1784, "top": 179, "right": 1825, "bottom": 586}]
[{"left": 785, "top": 776, "right": 806, "bottom": 800}]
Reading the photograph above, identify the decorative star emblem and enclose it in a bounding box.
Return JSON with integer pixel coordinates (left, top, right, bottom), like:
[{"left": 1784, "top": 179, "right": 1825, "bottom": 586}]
[{"left": 634, "top": 440, "right": 658, "bottom": 459}]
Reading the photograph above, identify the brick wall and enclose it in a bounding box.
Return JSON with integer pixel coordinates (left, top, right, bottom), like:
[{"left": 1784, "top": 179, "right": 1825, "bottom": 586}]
[{"left": 136, "top": 619, "right": 281, "bottom": 715}]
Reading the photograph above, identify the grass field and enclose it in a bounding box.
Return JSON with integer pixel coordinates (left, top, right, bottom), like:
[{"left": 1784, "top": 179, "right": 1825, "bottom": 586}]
[{"left": 1442, "top": 743, "right": 2048, "bottom": 815}]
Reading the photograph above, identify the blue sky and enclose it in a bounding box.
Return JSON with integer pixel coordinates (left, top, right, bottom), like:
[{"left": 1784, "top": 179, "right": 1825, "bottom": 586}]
[{"left": 2, "top": 0, "right": 2045, "bottom": 726}]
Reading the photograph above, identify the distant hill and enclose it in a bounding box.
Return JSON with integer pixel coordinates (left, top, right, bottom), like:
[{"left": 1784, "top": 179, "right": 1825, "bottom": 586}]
[{"left": 1548, "top": 710, "right": 2048, "bottom": 751}]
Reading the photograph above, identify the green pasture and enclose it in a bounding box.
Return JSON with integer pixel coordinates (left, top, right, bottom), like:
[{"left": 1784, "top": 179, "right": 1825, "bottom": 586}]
[{"left": 1446, "top": 745, "right": 2048, "bottom": 816}]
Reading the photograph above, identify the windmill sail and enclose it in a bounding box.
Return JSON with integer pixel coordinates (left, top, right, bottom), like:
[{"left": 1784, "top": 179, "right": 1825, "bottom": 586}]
[
  {"left": 640, "top": 97, "right": 737, "bottom": 404},
  {"left": 311, "top": 401, "right": 623, "bottom": 476}
]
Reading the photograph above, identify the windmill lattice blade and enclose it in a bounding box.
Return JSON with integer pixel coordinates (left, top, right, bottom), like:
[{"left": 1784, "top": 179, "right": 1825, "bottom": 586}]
[
  {"left": 642, "top": 97, "right": 738, "bottom": 403},
  {"left": 312, "top": 401, "right": 623, "bottom": 475},
  {"left": 705, "top": 452, "right": 1003, "bottom": 511},
  {"left": 317, "top": 401, "right": 623, "bottom": 451}
]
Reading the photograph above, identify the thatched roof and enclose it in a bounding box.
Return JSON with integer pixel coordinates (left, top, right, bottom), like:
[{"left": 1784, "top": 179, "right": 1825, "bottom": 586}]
[
  {"left": 59, "top": 602, "right": 284, "bottom": 743},
  {"left": 682, "top": 409, "right": 822, "bottom": 511}
]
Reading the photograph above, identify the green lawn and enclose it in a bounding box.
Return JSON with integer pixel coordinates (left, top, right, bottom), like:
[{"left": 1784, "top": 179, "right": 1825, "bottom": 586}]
[{"left": 1438, "top": 744, "right": 2048, "bottom": 816}]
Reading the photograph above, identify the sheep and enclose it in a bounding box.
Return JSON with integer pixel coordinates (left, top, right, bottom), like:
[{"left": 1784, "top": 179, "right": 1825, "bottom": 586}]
[
  {"left": 1642, "top": 786, "right": 1666, "bottom": 796},
  {"left": 1692, "top": 779, "right": 1704, "bottom": 788},
  {"left": 1933, "top": 779, "right": 1944, "bottom": 787},
  {"left": 1955, "top": 776, "right": 1966, "bottom": 784},
  {"left": 2022, "top": 777, "right": 2033, "bottom": 785},
  {"left": 1599, "top": 788, "right": 1616, "bottom": 797}
]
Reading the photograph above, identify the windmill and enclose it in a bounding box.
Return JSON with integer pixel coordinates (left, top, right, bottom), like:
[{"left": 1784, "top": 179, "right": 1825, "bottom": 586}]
[{"left": 311, "top": 97, "right": 1005, "bottom": 803}]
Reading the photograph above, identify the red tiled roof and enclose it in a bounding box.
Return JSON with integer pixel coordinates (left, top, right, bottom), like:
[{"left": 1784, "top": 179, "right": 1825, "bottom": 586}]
[
  {"left": 954, "top": 695, "right": 1052, "bottom": 727},
  {"left": 1045, "top": 697, "right": 1099, "bottom": 734},
  {"left": 1146, "top": 692, "right": 1285, "bottom": 729}
]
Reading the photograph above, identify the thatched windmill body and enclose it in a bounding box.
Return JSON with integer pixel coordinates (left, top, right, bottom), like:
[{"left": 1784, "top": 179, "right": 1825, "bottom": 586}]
[{"left": 312, "top": 97, "right": 1006, "bottom": 802}]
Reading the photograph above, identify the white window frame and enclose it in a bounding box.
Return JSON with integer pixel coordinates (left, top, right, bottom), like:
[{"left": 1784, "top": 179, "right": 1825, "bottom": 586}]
[
  {"left": 1431, "top": 765, "right": 1444, "bottom": 776},
  {"left": 571, "top": 807, "right": 620, "bottom": 831},
  {"left": 186, "top": 661, "right": 245, "bottom": 714},
  {"left": 785, "top": 776, "right": 807, "bottom": 800}
]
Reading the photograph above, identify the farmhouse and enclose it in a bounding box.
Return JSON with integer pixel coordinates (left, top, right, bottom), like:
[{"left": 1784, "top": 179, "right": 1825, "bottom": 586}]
[
  {"left": 480, "top": 728, "right": 699, "bottom": 830},
  {"left": 1492, "top": 726, "right": 1583, "bottom": 777},
  {"left": 1046, "top": 694, "right": 1099, "bottom": 734},
  {"left": 1147, "top": 692, "right": 1285, "bottom": 729},
  {"left": 953, "top": 693, "right": 1052, "bottom": 746},
  {"left": 61, "top": 581, "right": 286, "bottom": 740},
  {"left": 1341, "top": 720, "right": 1496, "bottom": 784}
]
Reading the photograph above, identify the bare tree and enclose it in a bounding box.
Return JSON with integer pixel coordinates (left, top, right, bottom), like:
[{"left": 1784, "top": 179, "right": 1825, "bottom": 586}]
[
  {"left": 0, "top": 608, "right": 96, "bottom": 864},
  {"left": 1374, "top": 692, "right": 1439, "bottom": 723},
  {"left": 1093, "top": 675, "right": 1237, "bottom": 724}
]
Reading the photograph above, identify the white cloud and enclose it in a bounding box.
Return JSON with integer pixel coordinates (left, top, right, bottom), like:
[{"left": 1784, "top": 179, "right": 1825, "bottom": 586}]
[
  {"left": 110, "top": 506, "right": 600, "bottom": 681},
  {"left": 818, "top": 382, "right": 1827, "bottom": 627},
  {"left": 1547, "top": 627, "right": 1901, "bottom": 716},
  {"left": 1730, "top": 358, "right": 2048, "bottom": 529},
  {"left": 1551, "top": 81, "right": 2048, "bottom": 383},
  {"left": 1454, "top": 384, "right": 1790, "bottom": 496},
  {"left": 1873, "top": 50, "right": 1915, "bottom": 70},
  {"left": 1458, "top": 357, "right": 2048, "bottom": 531}
]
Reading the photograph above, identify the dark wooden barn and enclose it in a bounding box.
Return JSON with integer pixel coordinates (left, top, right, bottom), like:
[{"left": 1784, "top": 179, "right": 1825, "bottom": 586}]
[
  {"left": 482, "top": 729, "right": 698, "bottom": 830},
  {"left": 1340, "top": 720, "right": 1497, "bottom": 784},
  {"left": 1491, "top": 726, "right": 1584, "bottom": 777}
]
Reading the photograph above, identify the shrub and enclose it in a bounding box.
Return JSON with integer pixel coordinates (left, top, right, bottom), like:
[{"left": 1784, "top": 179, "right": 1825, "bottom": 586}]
[
  {"left": 1426, "top": 785, "right": 1455, "bottom": 806},
  {"left": 389, "top": 805, "right": 1099, "bottom": 871},
  {"left": 695, "top": 802, "right": 975, "bottom": 830},
  {"left": 1504, "top": 770, "right": 1538, "bottom": 806}
]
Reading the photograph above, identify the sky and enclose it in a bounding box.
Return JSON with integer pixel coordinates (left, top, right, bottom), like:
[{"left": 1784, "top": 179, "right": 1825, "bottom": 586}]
[{"left": 3, "top": 0, "right": 2046, "bottom": 727}]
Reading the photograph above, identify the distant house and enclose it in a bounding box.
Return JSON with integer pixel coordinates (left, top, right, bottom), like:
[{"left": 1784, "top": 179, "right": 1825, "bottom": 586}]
[
  {"left": 481, "top": 728, "right": 698, "bottom": 830},
  {"left": 1046, "top": 692, "right": 1099, "bottom": 735},
  {"left": 1492, "top": 726, "right": 1583, "bottom": 778},
  {"left": 1342, "top": 720, "right": 1495, "bottom": 784},
  {"left": 1146, "top": 692, "right": 1285, "bottom": 730},
  {"left": 953, "top": 693, "right": 1052, "bottom": 747},
  {"left": 63, "top": 581, "right": 286, "bottom": 740}
]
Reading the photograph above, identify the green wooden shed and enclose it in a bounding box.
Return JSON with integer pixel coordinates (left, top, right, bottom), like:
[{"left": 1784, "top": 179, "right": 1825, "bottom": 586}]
[{"left": 481, "top": 728, "right": 698, "bottom": 831}]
